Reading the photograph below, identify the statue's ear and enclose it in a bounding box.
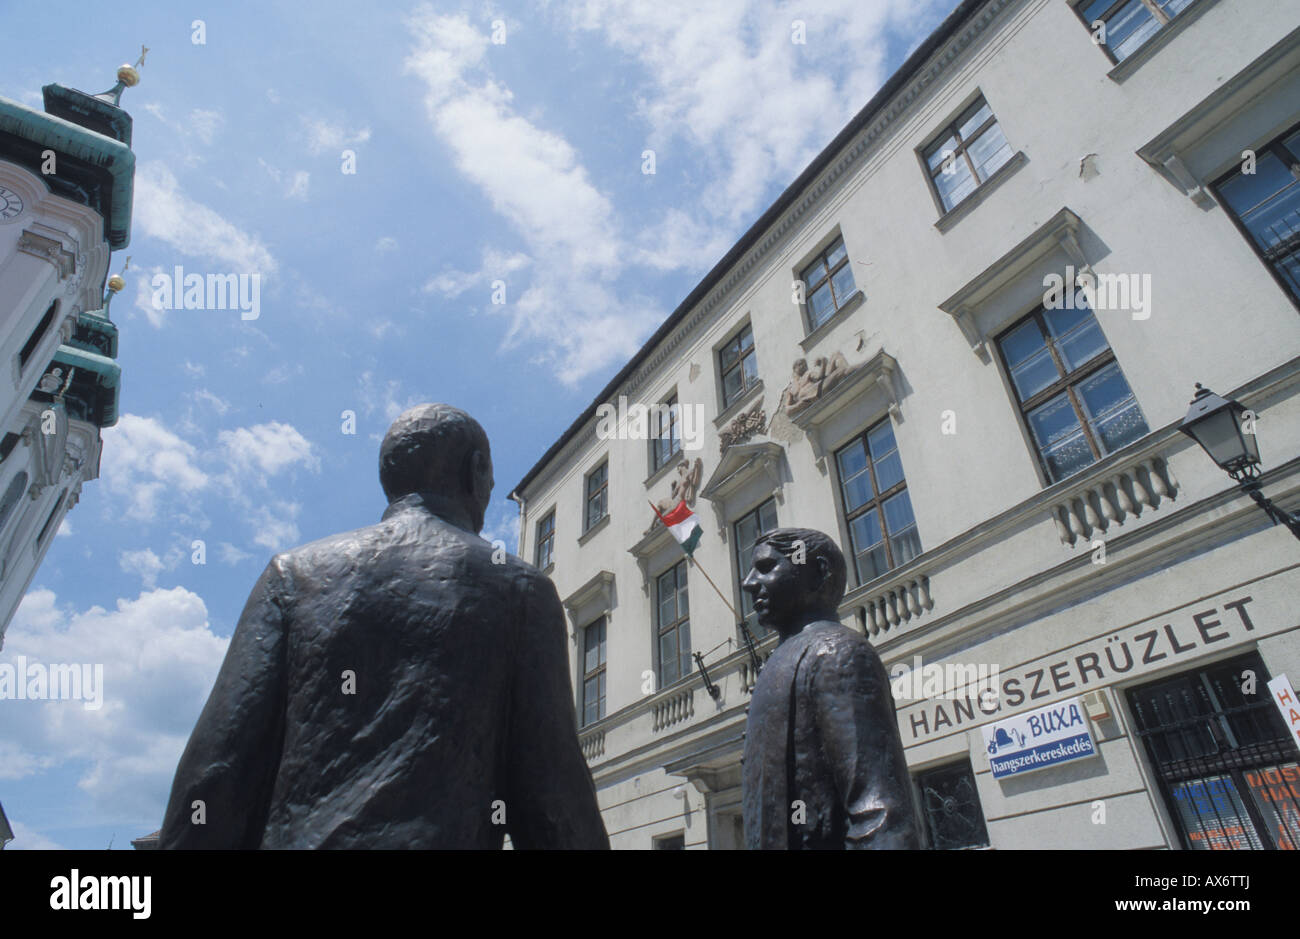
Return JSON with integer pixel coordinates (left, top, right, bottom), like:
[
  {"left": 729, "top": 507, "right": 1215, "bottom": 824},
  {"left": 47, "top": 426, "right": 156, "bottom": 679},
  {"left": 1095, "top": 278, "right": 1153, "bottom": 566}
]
[{"left": 468, "top": 448, "right": 493, "bottom": 502}]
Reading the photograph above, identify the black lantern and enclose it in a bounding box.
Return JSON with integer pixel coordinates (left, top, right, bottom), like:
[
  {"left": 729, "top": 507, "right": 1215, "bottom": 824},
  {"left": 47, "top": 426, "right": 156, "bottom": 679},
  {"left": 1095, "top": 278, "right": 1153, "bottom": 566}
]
[
  {"left": 1178, "top": 383, "right": 1261, "bottom": 480},
  {"left": 1180, "top": 383, "right": 1300, "bottom": 540}
]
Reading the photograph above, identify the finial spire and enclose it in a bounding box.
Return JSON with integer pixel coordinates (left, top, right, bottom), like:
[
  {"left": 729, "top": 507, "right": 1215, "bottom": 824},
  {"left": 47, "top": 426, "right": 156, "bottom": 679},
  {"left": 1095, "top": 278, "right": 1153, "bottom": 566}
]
[
  {"left": 103, "top": 255, "right": 130, "bottom": 312},
  {"left": 93, "top": 48, "right": 146, "bottom": 107}
]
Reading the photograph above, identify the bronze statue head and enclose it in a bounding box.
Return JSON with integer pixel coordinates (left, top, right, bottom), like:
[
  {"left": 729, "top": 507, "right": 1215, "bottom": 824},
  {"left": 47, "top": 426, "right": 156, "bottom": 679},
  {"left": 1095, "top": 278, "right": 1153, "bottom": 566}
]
[
  {"left": 379, "top": 404, "right": 494, "bottom": 533},
  {"left": 742, "top": 527, "right": 847, "bottom": 635}
]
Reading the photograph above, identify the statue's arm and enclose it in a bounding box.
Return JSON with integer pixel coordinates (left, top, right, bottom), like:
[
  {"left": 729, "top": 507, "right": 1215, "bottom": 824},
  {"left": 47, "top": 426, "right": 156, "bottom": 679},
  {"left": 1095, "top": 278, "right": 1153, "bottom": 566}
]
[
  {"left": 503, "top": 573, "right": 610, "bottom": 849},
  {"left": 812, "top": 638, "right": 919, "bottom": 849},
  {"left": 158, "top": 557, "right": 290, "bottom": 849}
]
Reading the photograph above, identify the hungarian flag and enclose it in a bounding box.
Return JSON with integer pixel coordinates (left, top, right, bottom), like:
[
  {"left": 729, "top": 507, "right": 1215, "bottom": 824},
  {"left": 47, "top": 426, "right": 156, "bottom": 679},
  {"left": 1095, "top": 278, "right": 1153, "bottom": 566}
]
[{"left": 655, "top": 500, "right": 703, "bottom": 557}]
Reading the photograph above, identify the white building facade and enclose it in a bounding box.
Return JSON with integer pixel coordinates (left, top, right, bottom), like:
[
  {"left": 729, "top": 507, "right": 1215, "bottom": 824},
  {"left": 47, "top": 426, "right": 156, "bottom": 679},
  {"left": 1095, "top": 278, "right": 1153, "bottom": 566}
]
[
  {"left": 512, "top": 0, "right": 1300, "bottom": 850},
  {"left": 0, "top": 70, "right": 134, "bottom": 646}
]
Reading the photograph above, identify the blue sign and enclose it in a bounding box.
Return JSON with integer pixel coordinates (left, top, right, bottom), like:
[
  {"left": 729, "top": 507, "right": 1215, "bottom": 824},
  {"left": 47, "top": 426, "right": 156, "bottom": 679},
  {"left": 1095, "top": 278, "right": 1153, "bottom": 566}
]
[{"left": 982, "top": 697, "right": 1097, "bottom": 779}]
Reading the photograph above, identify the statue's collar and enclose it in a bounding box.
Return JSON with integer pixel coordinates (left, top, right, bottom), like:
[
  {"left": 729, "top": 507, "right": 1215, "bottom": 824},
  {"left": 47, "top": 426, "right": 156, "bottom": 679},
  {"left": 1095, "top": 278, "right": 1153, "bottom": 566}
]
[{"left": 382, "top": 490, "right": 476, "bottom": 533}]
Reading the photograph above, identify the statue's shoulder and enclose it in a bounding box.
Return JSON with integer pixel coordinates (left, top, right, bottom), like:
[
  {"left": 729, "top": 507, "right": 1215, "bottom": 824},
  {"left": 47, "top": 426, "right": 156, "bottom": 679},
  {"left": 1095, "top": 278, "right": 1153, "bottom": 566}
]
[{"left": 805, "top": 621, "right": 877, "bottom": 666}]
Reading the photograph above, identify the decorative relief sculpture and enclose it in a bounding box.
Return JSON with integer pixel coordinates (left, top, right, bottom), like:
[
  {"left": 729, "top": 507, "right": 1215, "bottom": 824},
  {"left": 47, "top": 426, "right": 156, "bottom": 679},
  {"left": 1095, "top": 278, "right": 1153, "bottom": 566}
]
[
  {"left": 645, "top": 457, "right": 704, "bottom": 535},
  {"left": 778, "top": 350, "right": 858, "bottom": 418},
  {"left": 718, "top": 399, "right": 767, "bottom": 454}
]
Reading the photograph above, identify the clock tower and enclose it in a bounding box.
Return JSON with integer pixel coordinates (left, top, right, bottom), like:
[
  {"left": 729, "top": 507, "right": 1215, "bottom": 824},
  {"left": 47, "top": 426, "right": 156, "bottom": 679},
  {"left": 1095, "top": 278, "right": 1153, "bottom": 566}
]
[{"left": 0, "top": 61, "right": 139, "bottom": 645}]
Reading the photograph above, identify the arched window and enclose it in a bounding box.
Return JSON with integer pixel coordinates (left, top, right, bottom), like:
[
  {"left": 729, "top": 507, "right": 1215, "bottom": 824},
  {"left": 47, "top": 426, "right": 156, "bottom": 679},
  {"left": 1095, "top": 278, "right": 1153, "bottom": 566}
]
[{"left": 19, "top": 301, "right": 59, "bottom": 370}]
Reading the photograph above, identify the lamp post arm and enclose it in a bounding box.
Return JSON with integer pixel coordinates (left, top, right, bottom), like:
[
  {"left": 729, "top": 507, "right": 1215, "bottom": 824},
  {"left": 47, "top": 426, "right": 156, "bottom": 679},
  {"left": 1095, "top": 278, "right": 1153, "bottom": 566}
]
[{"left": 1239, "top": 479, "right": 1300, "bottom": 541}]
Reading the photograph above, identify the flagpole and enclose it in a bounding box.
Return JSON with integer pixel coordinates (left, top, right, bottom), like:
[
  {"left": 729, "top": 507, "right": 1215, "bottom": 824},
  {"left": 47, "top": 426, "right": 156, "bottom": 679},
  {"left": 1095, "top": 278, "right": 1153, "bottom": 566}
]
[
  {"left": 646, "top": 500, "right": 740, "bottom": 620},
  {"left": 648, "top": 499, "right": 764, "bottom": 679}
]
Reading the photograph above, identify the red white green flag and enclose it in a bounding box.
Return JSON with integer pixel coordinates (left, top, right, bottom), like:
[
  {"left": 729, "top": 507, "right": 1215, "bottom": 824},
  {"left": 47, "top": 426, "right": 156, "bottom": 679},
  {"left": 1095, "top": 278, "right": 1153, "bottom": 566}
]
[{"left": 655, "top": 500, "right": 703, "bottom": 557}]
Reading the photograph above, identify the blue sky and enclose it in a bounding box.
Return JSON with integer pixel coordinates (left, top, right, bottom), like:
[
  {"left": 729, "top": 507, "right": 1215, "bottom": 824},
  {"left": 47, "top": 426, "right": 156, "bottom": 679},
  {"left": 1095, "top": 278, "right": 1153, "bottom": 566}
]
[{"left": 2, "top": 0, "right": 953, "bottom": 849}]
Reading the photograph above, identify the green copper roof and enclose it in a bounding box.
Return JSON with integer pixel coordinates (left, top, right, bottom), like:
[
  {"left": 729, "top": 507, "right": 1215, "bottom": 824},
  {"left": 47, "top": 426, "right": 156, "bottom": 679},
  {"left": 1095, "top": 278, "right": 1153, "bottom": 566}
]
[
  {"left": 51, "top": 344, "right": 120, "bottom": 427},
  {"left": 69, "top": 308, "right": 119, "bottom": 359},
  {"left": 0, "top": 93, "right": 135, "bottom": 249}
]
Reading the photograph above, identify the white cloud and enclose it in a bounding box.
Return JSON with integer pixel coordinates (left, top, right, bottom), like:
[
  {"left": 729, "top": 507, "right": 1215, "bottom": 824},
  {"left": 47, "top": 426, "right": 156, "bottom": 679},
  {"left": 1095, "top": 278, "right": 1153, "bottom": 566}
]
[
  {"left": 424, "top": 247, "right": 530, "bottom": 298},
  {"left": 219, "top": 422, "right": 320, "bottom": 478},
  {"left": 101, "top": 415, "right": 209, "bottom": 521},
  {"left": 57, "top": 517, "right": 72, "bottom": 537},
  {"left": 561, "top": 0, "right": 944, "bottom": 226},
  {"left": 287, "top": 170, "right": 310, "bottom": 200},
  {"left": 404, "top": 9, "right": 659, "bottom": 384},
  {"left": 7, "top": 821, "right": 64, "bottom": 850},
  {"left": 193, "top": 389, "right": 230, "bottom": 415},
  {"left": 481, "top": 499, "right": 521, "bottom": 554},
  {"left": 189, "top": 108, "right": 224, "bottom": 146},
  {"left": 0, "top": 586, "right": 228, "bottom": 829},
  {"left": 249, "top": 502, "right": 301, "bottom": 551},
  {"left": 303, "top": 117, "right": 371, "bottom": 155},
  {"left": 357, "top": 371, "right": 425, "bottom": 426},
  {"left": 374, "top": 236, "right": 399, "bottom": 254},
  {"left": 133, "top": 161, "right": 278, "bottom": 275},
  {"left": 217, "top": 542, "right": 253, "bottom": 565},
  {"left": 119, "top": 548, "right": 165, "bottom": 589}
]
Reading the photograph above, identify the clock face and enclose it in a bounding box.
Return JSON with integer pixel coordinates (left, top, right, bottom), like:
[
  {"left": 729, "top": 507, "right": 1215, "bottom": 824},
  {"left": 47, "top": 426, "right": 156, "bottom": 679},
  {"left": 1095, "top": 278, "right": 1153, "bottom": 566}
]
[{"left": 0, "top": 185, "right": 23, "bottom": 221}]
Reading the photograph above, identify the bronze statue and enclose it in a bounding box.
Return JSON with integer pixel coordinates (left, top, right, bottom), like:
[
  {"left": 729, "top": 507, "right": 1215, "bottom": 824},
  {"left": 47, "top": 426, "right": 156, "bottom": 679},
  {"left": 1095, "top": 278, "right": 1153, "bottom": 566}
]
[
  {"left": 159, "top": 404, "right": 609, "bottom": 849},
  {"left": 741, "top": 528, "right": 919, "bottom": 849}
]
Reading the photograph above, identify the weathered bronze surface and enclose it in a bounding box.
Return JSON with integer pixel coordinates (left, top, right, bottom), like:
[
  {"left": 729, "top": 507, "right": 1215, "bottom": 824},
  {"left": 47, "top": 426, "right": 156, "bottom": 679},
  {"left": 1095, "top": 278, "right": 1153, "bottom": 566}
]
[
  {"left": 741, "top": 527, "right": 920, "bottom": 849},
  {"left": 160, "top": 404, "right": 609, "bottom": 849}
]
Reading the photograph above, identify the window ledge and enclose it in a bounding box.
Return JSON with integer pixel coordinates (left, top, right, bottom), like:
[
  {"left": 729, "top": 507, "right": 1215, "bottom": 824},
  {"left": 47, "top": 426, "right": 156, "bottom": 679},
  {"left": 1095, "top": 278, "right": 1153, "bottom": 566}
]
[
  {"left": 934, "top": 151, "right": 1028, "bottom": 234},
  {"left": 644, "top": 450, "right": 683, "bottom": 490},
  {"left": 713, "top": 379, "right": 765, "bottom": 429},
  {"left": 578, "top": 512, "right": 611, "bottom": 545},
  {"left": 1107, "top": 0, "right": 1220, "bottom": 84},
  {"left": 800, "top": 289, "right": 866, "bottom": 352}
]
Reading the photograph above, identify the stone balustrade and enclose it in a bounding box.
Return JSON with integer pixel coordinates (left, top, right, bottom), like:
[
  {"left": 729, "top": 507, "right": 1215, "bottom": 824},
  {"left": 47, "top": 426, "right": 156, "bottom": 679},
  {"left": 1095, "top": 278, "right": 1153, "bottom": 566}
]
[{"left": 1051, "top": 455, "right": 1178, "bottom": 546}]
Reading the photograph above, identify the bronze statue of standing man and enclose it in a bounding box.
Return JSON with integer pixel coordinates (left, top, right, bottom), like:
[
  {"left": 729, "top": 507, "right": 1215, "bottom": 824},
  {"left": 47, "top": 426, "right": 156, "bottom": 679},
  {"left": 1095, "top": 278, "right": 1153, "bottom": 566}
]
[{"left": 741, "top": 528, "right": 919, "bottom": 849}]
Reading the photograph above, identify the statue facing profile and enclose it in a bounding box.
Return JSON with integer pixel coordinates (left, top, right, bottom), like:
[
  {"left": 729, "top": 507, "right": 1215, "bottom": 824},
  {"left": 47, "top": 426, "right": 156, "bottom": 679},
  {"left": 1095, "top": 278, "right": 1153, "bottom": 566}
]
[
  {"left": 159, "top": 404, "right": 609, "bottom": 849},
  {"left": 741, "top": 528, "right": 920, "bottom": 849}
]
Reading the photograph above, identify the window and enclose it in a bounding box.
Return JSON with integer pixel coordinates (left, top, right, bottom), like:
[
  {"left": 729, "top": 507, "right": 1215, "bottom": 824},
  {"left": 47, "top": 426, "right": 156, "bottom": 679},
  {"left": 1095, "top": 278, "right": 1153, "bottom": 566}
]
[
  {"left": 800, "top": 237, "right": 857, "bottom": 331},
  {"left": 581, "top": 617, "right": 607, "bottom": 727},
  {"left": 35, "top": 490, "right": 64, "bottom": 548},
  {"left": 584, "top": 461, "right": 608, "bottom": 532},
  {"left": 655, "top": 560, "right": 691, "bottom": 688},
  {"left": 836, "top": 419, "right": 921, "bottom": 585},
  {"left": 1075, "top": 0, "right": 1195, "bottom": 64},
  {"left": 719, "top": 324, "right": 759, "bottom": 408},
  {"left": 652, "top": 832, "right": 685, "bottom": 850},
  {"left": 19, "top": 302, "right": 58, "bottom": 370},
  {"left": 0, "top": 472, "right": 28, "bottom": 536},
  {"left": 734, "top": 497, "right": 778, "bottom": 635},
  {"left": 996, "top": 302, "right": 1149, "bottom": 484},
  {"left": 0, "top": 433, "right": 20, "bottom": 463},
  {"left": 651, "top": 395, "right": 682, "bottom": 473},
  {"left": 922, "top": 96, "right": 1015, "bottom": 213},
  {"left": 1128, "top": 652, "right": 1300, "bottom": 850},
  {"left": 1213, "top": 123, "right": 1300, "bottom": 307},
  {"left": 916, "top": 761, "right": 990, "bottom": 849},
  {"left": 534, "top": 510, "right": 555, "bottom": 570}
]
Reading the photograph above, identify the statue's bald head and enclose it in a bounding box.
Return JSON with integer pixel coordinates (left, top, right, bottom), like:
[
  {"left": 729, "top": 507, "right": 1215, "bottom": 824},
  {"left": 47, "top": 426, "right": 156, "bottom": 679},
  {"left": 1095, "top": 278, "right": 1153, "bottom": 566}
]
[{"left": 379, "top": 404, "right": 493, "bottom": 532}]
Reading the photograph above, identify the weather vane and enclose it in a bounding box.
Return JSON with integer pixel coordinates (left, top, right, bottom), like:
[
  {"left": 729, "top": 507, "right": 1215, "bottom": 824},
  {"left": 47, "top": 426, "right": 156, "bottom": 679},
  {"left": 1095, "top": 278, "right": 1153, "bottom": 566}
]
[{"left": 135, "top": 45, "right": 149, "bottom": 69}]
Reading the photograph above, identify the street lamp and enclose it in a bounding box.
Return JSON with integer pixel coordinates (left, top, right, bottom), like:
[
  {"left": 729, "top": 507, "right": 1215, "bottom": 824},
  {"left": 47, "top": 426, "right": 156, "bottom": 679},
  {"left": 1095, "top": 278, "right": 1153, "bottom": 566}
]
[{"left": 1179, "top": 383, "right": 1300, "bottom": 540}]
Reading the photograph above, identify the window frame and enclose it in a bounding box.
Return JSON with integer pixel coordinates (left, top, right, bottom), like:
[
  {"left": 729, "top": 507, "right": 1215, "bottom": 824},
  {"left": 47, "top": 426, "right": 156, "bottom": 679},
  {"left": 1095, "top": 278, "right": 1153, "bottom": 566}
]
[
  {"left": 580, "top": 616, "right": 607, "bottom": 728},
  {"left": 584, "top": 460, "right": 609, "bottom": 533},
  {"left": 834, "top": 417, "right": 921, "bottom": 586},
  {"left": 992, "top": 302, "right": 1148, "bottom": 484},
  {"left": 654, "top": 559, "right": 691, "bottom": 689},
  {"left": 534, "top": 509, "right": 556, "bottom": 570},
  {"left": 914, "top": 759, "right": 991, "bottom": 850},
  {"left": 921, "top": 95, "right": 1014, "bottom": 214},
  {"left": 650, "top": 393, "right": 683, "bottom": 474},
  {"left": 1208, "top": 120, "right": 1300, "bottom": 313},
  {"left": 732, "top": 496, "right": 779, "bottom": 636},
  {"left": 1071, "top": 0, "right": 1184, "bottom": 66},
  {"left": 718, "top": 322, "right": 759, "bottom": 410},
  {"left": 799, "top": 235, "right": 857, "bottom": 332}
]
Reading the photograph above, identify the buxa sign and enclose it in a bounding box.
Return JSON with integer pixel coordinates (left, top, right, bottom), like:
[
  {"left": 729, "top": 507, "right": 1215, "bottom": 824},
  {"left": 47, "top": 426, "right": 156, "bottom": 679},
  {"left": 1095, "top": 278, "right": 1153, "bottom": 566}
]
[{"left": 981, "top": 697, "right": 1097, "bottom": 779}]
